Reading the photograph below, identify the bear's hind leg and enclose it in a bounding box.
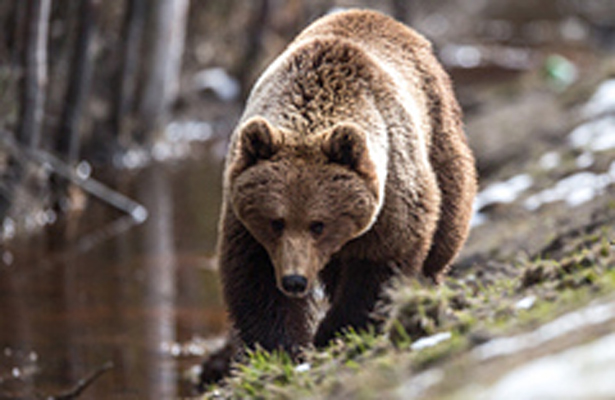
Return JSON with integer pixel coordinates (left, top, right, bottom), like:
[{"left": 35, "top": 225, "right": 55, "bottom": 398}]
[
  {"left": 421, "top": 152, "right": 476, "bottom": 282},
  {"left": 313, "top": 259, "right": 396, "bottom": 347}
]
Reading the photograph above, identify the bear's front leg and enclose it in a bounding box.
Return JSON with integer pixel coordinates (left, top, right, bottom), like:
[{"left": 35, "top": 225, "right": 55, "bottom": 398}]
[
  {"left": 314, "top": 259, "right": 396, "bottom": 347},
  {"left": 219, "top": 214, "right": 313, "bottom": 355}
]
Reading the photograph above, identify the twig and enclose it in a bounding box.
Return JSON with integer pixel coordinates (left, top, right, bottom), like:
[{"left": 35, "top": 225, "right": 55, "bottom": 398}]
[
  {"left": 0, "top": 131, "right": 148, "bottom": 223},
  {"left": 49, "top": 361, "right": 113, "bottom": 400}
]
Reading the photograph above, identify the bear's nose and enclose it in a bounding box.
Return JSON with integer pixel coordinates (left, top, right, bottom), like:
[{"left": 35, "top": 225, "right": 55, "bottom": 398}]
[{"left": 281, "top": 274, "right": 308, "bottom": 295}]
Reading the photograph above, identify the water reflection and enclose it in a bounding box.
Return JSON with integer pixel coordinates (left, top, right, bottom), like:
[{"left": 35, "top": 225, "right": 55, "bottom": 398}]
[
  {"left": 140, "top": 165, "right": 177, "bottom": 399},
  {"left": 0, "top": 151, "right": 225, "bottom": 399}
]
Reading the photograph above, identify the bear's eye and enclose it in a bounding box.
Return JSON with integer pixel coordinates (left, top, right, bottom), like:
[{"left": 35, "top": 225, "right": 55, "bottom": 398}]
[
  {"left": 309, "top": 221, "right": 325, "bottom": 237},
  {"left": 271, "top": 219, "right": 285, "bottom": 234}
]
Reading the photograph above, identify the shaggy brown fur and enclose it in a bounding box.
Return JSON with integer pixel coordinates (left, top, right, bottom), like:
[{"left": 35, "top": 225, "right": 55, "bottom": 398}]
[{"left": 216, "top": 9, "right": 476, "bottom": 356}]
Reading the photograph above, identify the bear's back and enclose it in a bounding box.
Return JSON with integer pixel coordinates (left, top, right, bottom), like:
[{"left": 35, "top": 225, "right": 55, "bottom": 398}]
[
  {"left": 294, "top": 10, "right": 435, "bottom": 116},
  {"left": 243, "top": 10, "right": 439, "bottom": 164},
  {"left": 294, "top": 9, "right": 432, "bottom": 58},
  {"left": 289, "top": 10, "right": 443, "bottom": 156}
]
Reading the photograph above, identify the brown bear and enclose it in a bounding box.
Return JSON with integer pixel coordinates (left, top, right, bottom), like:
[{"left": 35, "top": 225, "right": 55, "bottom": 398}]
[{"left": 217, "top": 9, "right": 477, "bottom": 355}]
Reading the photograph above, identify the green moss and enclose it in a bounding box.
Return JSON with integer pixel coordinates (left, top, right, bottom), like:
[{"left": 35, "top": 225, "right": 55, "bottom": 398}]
[
  {"left": 203, "top": 228, "right": 615, "bottom": 399},
  {"left": 385, "top": 282, "right": 451, "bottom": 343}
]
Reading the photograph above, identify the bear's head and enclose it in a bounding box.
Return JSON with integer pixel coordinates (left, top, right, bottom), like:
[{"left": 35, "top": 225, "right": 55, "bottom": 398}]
[{"left": 230, "top": 116, "right": 382, "bottom": 298}]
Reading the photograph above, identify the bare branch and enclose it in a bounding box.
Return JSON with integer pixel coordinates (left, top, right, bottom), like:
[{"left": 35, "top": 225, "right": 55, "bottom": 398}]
[
  {"left": 1, "top": 131, "right": 148, "bottom": 223},
  {"left": 49, "top": 361, "right": 114, "bottom": 400}
]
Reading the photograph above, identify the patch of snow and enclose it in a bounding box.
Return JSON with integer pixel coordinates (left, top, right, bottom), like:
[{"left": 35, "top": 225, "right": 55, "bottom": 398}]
[
  {"left": 480, "top": 333, "right": 615, "bottom": 400},
  {"left": 411, "top": 332, "right": 452, "bottom": 351},
  {"left": 582, "top": 79, "right": 615, "bottom": 118},
  {"left": 474, "top": 300, "right": 615, "bottom": 361},
  {"left": 470, "top": 211, "right": 488, "bottom": 228},
  {"left": 524, "top": 162, "right": 615, "bottom": 210},
  {"left": 192, "top": 67, "right": 240, "bottom": 102},
  {"left": 295, "top": 363, "right": 311, "bottom": 373},
  {"left": 538, "top": 151, "right": 560, "bottom": 170},
  {"left": 575, "top": 151, "right": 595, "bottom": 169},
  {"left": 474, "top": 174, "right": 534, "bottom": 211},
  {"left": 514, "top": 296, "right": 536, "bottom": 310},
  {"left": 569, "top": 116, "right": 615, "bottom": 152}
]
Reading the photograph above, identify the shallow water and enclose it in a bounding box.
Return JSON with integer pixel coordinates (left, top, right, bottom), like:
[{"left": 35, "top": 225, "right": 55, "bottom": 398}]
[{"left": 0, "top": 152, "right": 225, "bottom": 399}]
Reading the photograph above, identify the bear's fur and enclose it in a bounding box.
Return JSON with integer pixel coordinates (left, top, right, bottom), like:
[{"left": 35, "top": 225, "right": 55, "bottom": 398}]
[{"left": 217, "top": 9, "right": 477, "bottom": 354}]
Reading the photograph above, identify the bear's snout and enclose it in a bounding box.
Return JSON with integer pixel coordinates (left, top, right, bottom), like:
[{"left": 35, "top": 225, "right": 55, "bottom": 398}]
[{"left": 281, "top": 274, "right": 308, "bottom": 296}]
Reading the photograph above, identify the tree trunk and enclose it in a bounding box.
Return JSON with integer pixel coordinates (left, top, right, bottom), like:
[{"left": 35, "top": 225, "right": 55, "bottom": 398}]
[
  {"left": 18, "top": 0, "right": 51, "bottom": 149},
  {"left": 55, "top": 0, "right": 98, "bottom": 164},
  {"left": 112, "top": 0, "right": 147, "bottom": 146},
  {"left": 137, "top": 0, "right": 190, "bottom": 144}
]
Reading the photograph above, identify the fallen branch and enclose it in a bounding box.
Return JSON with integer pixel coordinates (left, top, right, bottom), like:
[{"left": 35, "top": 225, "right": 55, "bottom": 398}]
[
  {"left": 49, "top": 361, "right": 113, "bottom": 400},
  {"left": 1, "top": 131, "right": 148, "bottom": 223}
]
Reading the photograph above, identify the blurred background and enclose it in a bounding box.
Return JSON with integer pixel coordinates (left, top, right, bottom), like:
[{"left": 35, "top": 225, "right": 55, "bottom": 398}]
[{"left": 1, "top": 0, "right": 615, "bottom": 398}]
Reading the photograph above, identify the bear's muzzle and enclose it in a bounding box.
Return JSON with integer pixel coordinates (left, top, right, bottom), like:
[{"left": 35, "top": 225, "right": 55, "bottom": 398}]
[{"left": 274, "top": 234, "right": 320, "bottom": 298}]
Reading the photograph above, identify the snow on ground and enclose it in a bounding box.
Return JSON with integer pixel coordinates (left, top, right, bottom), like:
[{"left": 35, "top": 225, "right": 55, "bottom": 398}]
[
  {"left": 476, "top": 333, "right": 615, "bottom": 400},
  {"left": 473, "top": 299, "right": 615, "bottom": 361},
  {"left": 569, "top": 116, "right": 615, "bottom": 152},
  {"left": 524, "top": 161, "right": 615, "bottom": 210},
  {"left": 582, "top": 79, "right": 615, "bottom": 118},
  {"left": 410, "top": 332, "right": 453, "bottom": 351},
  {"left": 471, "top": 174, "right": 533, "bottom": 227}
]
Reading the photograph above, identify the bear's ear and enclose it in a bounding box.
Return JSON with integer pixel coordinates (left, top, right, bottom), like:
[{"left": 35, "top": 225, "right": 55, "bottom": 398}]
[
  {"left": 322, "top": 124, "right": 372, "bottom": 174},
  {"left": 238, "top": 117, "right": 282, "bottom": 166}
]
